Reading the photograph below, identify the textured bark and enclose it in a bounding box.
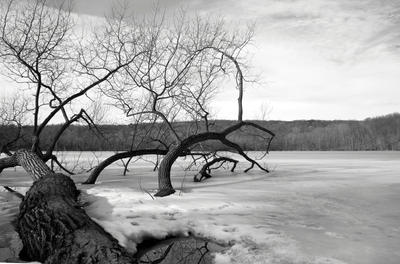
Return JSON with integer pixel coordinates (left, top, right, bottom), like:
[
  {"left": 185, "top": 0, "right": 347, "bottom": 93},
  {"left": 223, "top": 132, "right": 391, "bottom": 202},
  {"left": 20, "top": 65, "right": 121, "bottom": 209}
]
[
  {"left": 14, "top": 149, "right": 52, "bottom": 180},
  {"left": 16, "top": 173, "right": 136, "bottom": 264},
  {"left": 0, "top": 150, "right": 136, "bottom": 263},
  {"left": 155, "top": 145, "right": 181, "bottom": 197}
]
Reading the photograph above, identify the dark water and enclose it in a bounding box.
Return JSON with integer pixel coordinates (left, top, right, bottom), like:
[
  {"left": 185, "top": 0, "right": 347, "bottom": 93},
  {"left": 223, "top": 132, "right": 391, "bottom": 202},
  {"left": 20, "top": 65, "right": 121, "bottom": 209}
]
[{"left": 137, "top": 236, "right": 225, "bottom": 264}]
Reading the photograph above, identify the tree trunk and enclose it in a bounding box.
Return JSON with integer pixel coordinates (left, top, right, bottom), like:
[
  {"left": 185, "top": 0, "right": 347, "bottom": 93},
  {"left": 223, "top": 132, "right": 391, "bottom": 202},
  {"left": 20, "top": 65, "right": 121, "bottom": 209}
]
[
  {"left": 17, "top": 173, "right": 136, "bottom": 264},
  {"left": 155, "top": 145, "right": 180, "bottom": 197},
  {"left": 0, "top": 154, "right": 18, "bottom": 173},
  {"left": 4, "top": 150, "right": 137, "bottom": 264},
  {"left": 155, "top": 122, "right": 275, "bottom": 196}
]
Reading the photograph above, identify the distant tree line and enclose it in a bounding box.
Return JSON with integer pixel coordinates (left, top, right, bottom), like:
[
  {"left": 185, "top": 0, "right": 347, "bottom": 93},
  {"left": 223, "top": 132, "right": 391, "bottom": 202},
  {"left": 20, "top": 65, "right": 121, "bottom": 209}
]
[
  {"left": 2, "top": 113, "right": 399, "bottom": 151},
  {"left": 267, "top": 113, "right": 400, "bottom": 150}
]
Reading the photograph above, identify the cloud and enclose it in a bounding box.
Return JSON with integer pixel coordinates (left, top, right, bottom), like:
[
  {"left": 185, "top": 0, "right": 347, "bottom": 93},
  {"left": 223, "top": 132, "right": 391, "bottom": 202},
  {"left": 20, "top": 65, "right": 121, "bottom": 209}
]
[{"left": 18, "top": 0, "right": 400, "bottom": 120}]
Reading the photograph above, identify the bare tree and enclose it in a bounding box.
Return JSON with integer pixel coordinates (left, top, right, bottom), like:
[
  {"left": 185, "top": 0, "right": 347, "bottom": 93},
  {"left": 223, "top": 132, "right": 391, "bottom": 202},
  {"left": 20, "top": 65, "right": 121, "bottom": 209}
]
[
  {"left": 85, "top": 10, "right": 275, "bottom": 196},
  {"left": 0, "top": 0, "right": 144, "bottom": 172},
  {"left": 0, "top": 94, "right": 28, "bottom": 156},
  {"left": 0, "top": 0, "right": 275, "bottom": 197},
  {"left": 0, "top": 2, "right": 157, "bottom": 261}
]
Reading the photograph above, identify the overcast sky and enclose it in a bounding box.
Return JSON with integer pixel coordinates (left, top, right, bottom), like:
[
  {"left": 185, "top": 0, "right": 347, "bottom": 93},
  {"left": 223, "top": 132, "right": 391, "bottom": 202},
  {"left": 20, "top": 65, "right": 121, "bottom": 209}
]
[{"left": 1, "top": 0, "right": 399, "bottom": 121}]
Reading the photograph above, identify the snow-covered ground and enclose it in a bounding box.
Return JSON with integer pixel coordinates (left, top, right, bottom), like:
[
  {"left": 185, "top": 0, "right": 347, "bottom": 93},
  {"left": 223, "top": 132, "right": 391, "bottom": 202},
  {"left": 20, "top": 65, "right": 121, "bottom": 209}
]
[{"left": 1, "top": 151, "right": 400, "bottom": 263}]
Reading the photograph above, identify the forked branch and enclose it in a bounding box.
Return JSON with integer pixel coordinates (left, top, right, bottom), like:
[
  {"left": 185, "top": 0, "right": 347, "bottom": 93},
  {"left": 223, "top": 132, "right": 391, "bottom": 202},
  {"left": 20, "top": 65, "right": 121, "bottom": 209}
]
[{"left": 194, "top": 156, "right": 238, "bottom": 182}]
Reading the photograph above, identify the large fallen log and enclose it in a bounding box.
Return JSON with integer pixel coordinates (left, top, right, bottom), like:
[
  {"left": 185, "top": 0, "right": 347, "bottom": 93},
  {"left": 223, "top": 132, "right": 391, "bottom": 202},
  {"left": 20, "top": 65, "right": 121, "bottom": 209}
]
[{"left": 4, "top": 150, "right": 136, "bottom": 263}]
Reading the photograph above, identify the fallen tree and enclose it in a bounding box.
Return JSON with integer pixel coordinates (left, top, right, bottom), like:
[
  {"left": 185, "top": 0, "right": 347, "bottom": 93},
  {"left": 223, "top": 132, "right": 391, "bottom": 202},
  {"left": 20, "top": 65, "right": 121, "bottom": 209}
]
[
  {"left": 155, "top": 122, "right": 275, "bottom": 196},
  {"left": 193, "top": 156, "right": 238, "bottom": 182},
  {"left": 83, "top": 121, "right": 275, "bottom": 195},
  {"left": 96, "top": 11, "right": 276, "bottom": 196},
  {"left": 1, "top": 2, "right": 275, "bottom": 198},
  {"left": 6, "top": 150, "right": 137, "bottom": 263}
]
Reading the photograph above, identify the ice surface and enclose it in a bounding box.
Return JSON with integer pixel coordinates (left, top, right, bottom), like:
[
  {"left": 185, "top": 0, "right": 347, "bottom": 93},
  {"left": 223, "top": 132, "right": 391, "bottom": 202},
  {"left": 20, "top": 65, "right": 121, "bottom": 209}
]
[{"left": 1, "top": 151, "right": 400, "bottom": 263}]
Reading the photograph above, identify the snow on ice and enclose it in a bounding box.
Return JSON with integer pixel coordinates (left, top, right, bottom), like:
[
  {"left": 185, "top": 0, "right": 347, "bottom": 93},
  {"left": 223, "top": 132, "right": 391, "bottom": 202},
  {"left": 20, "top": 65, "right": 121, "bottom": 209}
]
[{"left": 1, "top": 151, "right": 400, "bottom": 263}]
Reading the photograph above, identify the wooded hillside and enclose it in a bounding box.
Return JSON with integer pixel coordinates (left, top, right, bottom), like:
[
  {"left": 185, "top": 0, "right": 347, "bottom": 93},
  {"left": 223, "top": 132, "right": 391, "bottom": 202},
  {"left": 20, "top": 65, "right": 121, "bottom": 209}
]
[{"left": 2, "top": 113, "right": 399, "bottom": 151}]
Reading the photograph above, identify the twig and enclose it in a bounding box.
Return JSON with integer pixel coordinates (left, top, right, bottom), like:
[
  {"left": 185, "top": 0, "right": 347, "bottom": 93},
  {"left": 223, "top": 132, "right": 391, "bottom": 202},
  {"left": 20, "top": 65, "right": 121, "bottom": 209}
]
[
  {"left": 179, "top": 171, "right": 187, "bottom": 196},
  {"left": 3, "top": 186, "right": 24, "bottom": 199},
  {"left": 138, "top": 176, "right": 154, "bottom": 200}
]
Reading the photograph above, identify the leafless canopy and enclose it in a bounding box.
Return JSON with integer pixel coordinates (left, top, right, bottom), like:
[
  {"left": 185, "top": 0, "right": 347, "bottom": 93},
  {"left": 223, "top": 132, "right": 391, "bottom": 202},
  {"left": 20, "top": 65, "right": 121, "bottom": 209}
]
[
  {"left": 0, "top": 0, "right": 147, "bottom": 167},
  {"left": 102, "top": 9, "right": 255, "bottom": 142},
  {"left": 0, "top": 1, "right": 274, "bottom": 197}
]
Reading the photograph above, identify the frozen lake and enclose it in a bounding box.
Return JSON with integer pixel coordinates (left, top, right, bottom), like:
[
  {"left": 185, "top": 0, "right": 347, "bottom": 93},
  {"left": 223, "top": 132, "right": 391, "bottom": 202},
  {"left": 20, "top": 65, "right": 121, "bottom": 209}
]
[{"left": 1, "top": 151, "right": 400, "bottom": 263}]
